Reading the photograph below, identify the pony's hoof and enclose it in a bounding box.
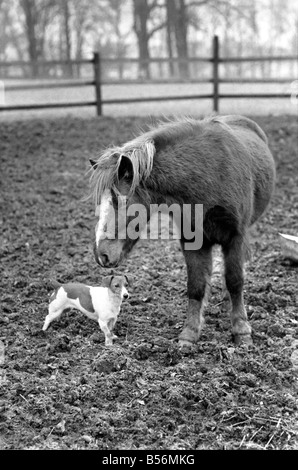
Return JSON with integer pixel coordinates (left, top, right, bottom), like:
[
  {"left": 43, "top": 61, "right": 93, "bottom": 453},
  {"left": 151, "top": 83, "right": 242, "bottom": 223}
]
[
  {"left": 179, "top": 327, "right": 200, "bottom": 347},
  {"left": 178, "top": 340, "right": 198, "bottom": 356},
  {"left": 233, "top": 333, "right": 253, "bottom": 346},
  {"left": 178, "top": 339, "right": 194, "bottom": 349}
]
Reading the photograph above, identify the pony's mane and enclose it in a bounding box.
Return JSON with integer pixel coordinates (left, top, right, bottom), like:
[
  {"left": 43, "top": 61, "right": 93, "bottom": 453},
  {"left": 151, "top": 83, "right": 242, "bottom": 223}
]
[
  {"left": 89, "top": 138, "right": 155, "bottom": 205},
  {"left": 89, "top": 115, "right": 235, "bottom": 205}
]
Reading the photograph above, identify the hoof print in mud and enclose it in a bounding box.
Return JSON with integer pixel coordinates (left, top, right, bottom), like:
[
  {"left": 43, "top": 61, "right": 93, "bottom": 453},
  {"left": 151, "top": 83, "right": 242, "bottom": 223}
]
[
  {"left": 46, "top": 335, "right": 71, "bottom": 354},
  {"left": 134, "top": 342, "right": 152, "bottom": 361}
]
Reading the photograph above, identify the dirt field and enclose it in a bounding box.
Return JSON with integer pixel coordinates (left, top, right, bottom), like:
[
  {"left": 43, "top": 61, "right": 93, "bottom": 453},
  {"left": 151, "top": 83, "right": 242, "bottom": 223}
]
[{"left": 0, "top": 114, "right": 298, "bottom": 450}]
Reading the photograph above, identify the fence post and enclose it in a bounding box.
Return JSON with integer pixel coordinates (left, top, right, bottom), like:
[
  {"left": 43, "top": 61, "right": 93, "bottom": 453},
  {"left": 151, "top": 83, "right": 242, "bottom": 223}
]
[
  {"left": 212, "top": 35, "right": 219, "bottom": 113},
  {"left": 93, "top": 52, "right": 102, "bottom": 116}
]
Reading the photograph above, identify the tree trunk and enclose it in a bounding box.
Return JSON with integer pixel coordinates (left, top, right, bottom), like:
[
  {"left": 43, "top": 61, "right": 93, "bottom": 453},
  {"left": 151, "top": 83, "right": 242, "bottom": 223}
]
[
  {"left": 166, "top": 0, "right": 175, "bottom": 78},
  {"left": 21, "top": 0, "right": 39, "bottom": 76},
  {"left": 62, "top": 0, "right": 72, "bottom": 77},
  {"left": 132, "top": 0, "right": 151, "bottom": 79},
  {"left": 113, "top": 2, "right": 124, "bottom": 80},
  {"left": 249, "top": 0, "right": 258, "bottom": 78},
  {"left": 172, "top": 0, "right": 189, "bottom": 79},
  {"left": 75, "top": 37, "right": 83, "bottom": 78}
]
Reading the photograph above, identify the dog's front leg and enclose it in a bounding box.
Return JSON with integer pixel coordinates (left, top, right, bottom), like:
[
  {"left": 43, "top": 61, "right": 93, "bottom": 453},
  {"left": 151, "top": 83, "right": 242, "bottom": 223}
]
[
  {"left": 42, "top": 307, "right": 64, "bottom": 331},
  {"left": 108, "top": 318, "right": 118, "bottom": 341},
  {"left": 98, "top": 320, "right": 113, "bottom": 346}
]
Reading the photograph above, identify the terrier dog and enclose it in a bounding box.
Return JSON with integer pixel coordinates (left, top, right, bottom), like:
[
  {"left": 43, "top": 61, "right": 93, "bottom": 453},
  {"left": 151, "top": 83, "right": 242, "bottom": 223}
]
[{"left": 42, "top": 275, "right": 129, "bottom": 346}]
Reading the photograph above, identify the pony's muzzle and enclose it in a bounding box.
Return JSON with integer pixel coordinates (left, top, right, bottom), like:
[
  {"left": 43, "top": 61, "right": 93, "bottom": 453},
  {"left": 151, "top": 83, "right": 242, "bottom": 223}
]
[
  {"left": 94, "top": 242, "right": 105, "bottom": 266},
  {"left": 93, "top": 242, "right": 113, "bottom": 267},
  {"left": 100, "top": 253, "right": 110, "bottom": 266}
]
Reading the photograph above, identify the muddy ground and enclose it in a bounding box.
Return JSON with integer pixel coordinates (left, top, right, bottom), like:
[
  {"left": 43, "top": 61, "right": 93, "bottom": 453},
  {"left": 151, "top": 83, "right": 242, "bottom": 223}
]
[{"left": 0, "top": 114, "right": 297, "bottom": 450}]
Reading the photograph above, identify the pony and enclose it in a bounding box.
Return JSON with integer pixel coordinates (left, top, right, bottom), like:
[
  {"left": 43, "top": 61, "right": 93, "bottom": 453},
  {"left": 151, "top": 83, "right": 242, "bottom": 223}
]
[{"left": 89, "top": 115, "right": 276, "bottom": 346}]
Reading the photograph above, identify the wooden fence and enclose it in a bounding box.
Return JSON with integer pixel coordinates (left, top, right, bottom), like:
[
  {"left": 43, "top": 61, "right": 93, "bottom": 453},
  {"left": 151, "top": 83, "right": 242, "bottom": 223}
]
[{"left": 0, "top": 36, "right": 297, "bottom": 115}]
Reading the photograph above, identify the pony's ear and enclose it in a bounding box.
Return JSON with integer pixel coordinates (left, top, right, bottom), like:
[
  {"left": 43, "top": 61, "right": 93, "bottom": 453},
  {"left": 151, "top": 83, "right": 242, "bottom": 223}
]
[
  {"left": 118, "top": 155, "right": 133, "bottom": 181},
  {"left": 90, "top": 159, "right": 98, "bottom": 170},
  {"left": 101, "top": 275, "right": 114, "bottom": 288}
]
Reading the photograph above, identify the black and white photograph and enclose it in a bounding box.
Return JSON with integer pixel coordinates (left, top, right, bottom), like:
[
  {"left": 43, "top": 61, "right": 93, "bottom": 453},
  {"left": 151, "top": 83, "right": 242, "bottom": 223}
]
[{"left": 0, "top": 0, "right": 297, "bottom": 452}]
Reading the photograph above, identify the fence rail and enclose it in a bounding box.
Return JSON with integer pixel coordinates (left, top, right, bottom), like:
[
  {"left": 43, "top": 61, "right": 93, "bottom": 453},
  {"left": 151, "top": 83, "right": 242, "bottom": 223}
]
[
  {"left": 1, "top": 58, "right": 91, "bottom": 67},
  {"left": 4, "top": 80, "right": 94, "bottom": 91},
  {"left": 0, "top": 35, "right": 297, "bottom": 114}
]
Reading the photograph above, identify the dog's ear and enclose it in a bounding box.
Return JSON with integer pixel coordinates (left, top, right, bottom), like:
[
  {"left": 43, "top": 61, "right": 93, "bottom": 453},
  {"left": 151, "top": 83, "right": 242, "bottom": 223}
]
[
  {"left": 102, "top": 275, "right": 114, "bottom": 288},
  {"left": 90, "top": 159, "right": 98, "bottom": 170},
  {"left": 49, "top": 279, "right": 61, "bottom": 290},
  {"left": 124, "top": 275, "right": 131, "bottom": 286}
]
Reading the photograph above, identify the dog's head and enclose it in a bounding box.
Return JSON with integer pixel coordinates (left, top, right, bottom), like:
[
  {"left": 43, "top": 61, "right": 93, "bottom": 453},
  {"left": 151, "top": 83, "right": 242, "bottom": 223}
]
[
  {"left": 48, "top": 279, "right": 62, "bottom": 302},
  {"left": 102, "top": 275, "right": 130, "bottom": 300}
]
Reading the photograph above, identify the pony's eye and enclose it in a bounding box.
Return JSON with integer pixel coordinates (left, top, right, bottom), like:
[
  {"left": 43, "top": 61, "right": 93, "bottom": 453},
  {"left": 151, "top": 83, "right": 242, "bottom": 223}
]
[{"left": 114, "top": 284, "right": 119, "bottom": 288}]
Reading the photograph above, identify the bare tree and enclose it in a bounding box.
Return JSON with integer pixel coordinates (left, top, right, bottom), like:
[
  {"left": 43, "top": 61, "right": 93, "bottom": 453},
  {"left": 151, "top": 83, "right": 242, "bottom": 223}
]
[
  {"left": 165, "top": 0, "right": 175, "bottom": 76},
  {"left": 165, "top": 0, "right": 216, "bottom": 78},
  {"left": 0, "top": 1, "right": 16, "bottom": 63},
  {"left": 0, "top": 1, "right": 28, "bottom": 68},
  {"left": 1, "top": 0, "right": 296, "bottom": 82},
  {"left": 132, "top": 0, "right": 165, "bottom": 79},
  {"left": 61, "top": 0, "right": 72, "bottom": 76},
  {"left": 20, "top": 0, "right": 39, "bottom": 66},
  {"left": 71, "top": 0, "right": 93, "bottom": 65},
  {"left": 19, "top": 0, "right": 58, "bottom": 76},
  {"left": 104, "top": 0, "right": 131, "bottom": 79},
  {"left": 172, "top": 0, "right": 189, "bottom": 77}
]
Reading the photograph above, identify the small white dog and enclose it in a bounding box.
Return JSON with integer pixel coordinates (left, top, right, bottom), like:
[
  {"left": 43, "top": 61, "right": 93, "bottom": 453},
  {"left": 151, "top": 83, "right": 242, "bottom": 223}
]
[{"left": 42, "top": 275, "right": 129, "bottom": 346}]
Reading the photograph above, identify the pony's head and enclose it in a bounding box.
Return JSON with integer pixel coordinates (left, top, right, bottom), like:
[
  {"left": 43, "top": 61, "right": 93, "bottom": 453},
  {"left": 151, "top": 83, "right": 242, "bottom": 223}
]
[{"left": 89, "top": 138, "right": 155, "bottom": 267}]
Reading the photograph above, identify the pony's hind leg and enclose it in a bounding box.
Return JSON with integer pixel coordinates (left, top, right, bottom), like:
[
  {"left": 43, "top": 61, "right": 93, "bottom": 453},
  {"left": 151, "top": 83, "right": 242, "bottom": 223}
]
[
  {"left": 179, "top": 243, "right": 212, "bottom": 346},
  {"left": 222, "top": 234, "right": 252, "bottom": 344}
]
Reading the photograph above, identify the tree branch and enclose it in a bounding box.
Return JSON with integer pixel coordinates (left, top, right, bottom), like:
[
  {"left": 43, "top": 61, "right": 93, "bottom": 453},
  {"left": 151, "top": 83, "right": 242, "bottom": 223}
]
[
  {"left": 148, "top": 20, "right": 167, "bottom": 38},
  {"left": 187, "top": 0, "right": 209, "bottom": 8},
  {"left": 148, "top": 0, "right": 164, "bottom": 12},
  {"left": 207, "top": 0, "right": 252, "bottom": 22},
  {"left": 188, "top": 16, "right": 201, "bottom": 30}
]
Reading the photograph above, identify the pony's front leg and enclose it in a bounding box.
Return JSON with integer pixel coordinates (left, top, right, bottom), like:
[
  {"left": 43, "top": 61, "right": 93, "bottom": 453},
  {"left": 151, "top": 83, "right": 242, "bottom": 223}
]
[{"left": 179, "top": 243, "right": 212, "bottom": 347}]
